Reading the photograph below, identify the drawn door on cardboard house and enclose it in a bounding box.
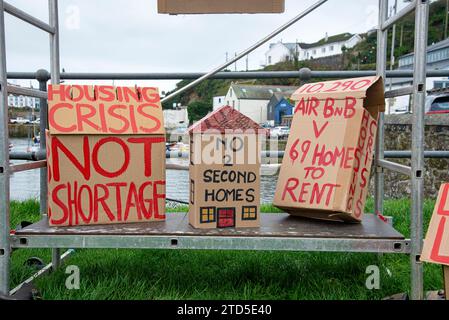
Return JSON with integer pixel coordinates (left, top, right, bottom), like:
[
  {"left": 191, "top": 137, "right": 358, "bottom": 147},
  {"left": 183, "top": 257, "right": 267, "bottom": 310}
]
[{"left": 217, "top": 208, "right": 236, "bottom": 228}]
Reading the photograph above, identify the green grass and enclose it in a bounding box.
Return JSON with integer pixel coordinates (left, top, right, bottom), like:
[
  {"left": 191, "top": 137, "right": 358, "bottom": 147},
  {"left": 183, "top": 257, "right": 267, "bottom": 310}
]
[{"left": 9, "top": 199, "right": 444, "bottom": 300}]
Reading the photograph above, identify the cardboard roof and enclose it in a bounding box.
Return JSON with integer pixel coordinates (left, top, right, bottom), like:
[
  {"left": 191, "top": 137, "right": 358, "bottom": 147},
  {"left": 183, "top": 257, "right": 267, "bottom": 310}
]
[
  {"left": 188, "top": 105, "right": 265, "bottom": 134},
  {"left": 48, "top": 84, "right": 165, "bottom": 135}
]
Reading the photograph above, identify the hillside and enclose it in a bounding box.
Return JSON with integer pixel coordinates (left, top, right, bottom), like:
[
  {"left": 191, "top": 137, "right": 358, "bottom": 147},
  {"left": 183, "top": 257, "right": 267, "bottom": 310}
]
[
  {"left": 346, "top": 0, "right": 448, "bottom": 69},
  {"left": 164, "top": 0, "right": 448, "bottom": 123}
]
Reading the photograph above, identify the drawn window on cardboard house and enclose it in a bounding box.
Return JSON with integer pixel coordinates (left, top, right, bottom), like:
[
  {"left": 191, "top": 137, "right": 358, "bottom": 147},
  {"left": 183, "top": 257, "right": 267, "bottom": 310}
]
[
  {"left": 200, "top": 207, "right": 216, "bottom": 223},
  {"left": 187, "top": 105, "right": 266, "bottom": 229},
  {"left": 242, "top": 206, "right": 257, "bottom": 221}
]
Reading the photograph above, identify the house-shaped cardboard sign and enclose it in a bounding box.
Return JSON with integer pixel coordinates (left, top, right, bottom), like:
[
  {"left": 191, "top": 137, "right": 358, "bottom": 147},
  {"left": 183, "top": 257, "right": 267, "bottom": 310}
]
[
  {"left": 46, "top": 85, "right": 166, "bottom": 227},
  {"left": 273, "top": 77, "right": 385, "bottom": 223},
  {"left": 188, "top": 106, "right": 265, "bottom": 229}
]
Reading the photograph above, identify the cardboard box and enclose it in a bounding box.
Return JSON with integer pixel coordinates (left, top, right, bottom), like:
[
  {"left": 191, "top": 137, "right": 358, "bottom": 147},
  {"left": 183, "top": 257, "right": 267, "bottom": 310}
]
[
  {"left": 421, "top": 183, "right": 449, "bottom": 266},
  {"left": 273, "top": 77, "right": 385, "bottom": 222},
  {"left": 158, "top": 0, "right": 285, "bottom": 14},
  {"left": 188, "top": 106, "right": 265, "bottom": 229},
  {"left": 46, "top": 85, "right": 166, "bottom": 226}
]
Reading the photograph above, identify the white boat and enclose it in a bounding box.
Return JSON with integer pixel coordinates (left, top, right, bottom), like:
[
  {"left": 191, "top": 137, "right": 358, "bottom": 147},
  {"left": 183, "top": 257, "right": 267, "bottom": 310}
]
[
  {"left": 166, "top": 160, "right": 280, "bottom": 176},
  {"left": 168, "top": 142, "right": 190, "bottom": 152}
]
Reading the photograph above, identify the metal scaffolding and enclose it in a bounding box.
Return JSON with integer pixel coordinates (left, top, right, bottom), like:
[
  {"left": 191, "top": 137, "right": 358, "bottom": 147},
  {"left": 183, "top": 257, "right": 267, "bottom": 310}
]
[{"left": 0, "top": 0, "right": 432, "bottom": 299}]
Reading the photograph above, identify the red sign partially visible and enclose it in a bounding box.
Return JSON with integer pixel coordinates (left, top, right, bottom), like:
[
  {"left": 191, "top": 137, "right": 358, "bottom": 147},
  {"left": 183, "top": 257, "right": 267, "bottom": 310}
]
[{"left": 421, "top": 183, "right": 449, "bottom": 266}]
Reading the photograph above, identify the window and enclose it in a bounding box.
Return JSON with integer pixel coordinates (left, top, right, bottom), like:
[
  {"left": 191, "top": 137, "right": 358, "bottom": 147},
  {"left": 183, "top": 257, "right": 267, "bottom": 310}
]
[
  {"left": 190, "top": 138, "right": 195, "bottom": 165},
  {"left": 442, "top": 48, "right": 449, "bottom": 59},
  {"left": 322, "top": 47, "right": 326, "bottom": 53},
  {"left": 429, "top": 96, "right": 449, "bottom": 113},
  {"left": 434, "top": 81, "right": 449, "bottom": 89},
  {"left": 268, "top": 56, "right": 272, "bottom": 64},
  {"left": 242, "top": 206, "right": 257, "bottom": 221},
  {"left": 312, "top": 50, "right": 316, "bottom": 55},
  {"left": 190, "top": 179, "right": 195, "bottom": 204},
  {"left": 200, "top": 207, "right": 216, "bottom": 223},
  {"left": 434, "top": 82, "right": 444, "bottom": 89},
  {"left": 218, "top": 98, "right": 221, "bottom": 103},
  {"left": 330, "top": 45, "right": 334, "bottom": 51},
  {"left": 230, "top": 89, "right": 232, "bottom": 97}
]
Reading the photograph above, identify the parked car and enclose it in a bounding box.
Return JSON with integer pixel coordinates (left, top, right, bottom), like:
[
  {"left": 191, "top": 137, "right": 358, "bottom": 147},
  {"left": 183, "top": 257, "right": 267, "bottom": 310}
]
[
  {"left": 260, "top": 123, "right": 273, "bottom": 137},
  {"left": 391, "top": 106, "right": 410, "bottom": 115},
  {"left": 10, "top": 117, "right": 30, "bottom": 124},
  {"left": 31, "top": 118, "right": 40, "bottom": 124},
  {"left": 426, "top": 94, "right": 449, "bottom": 114},
  {"left": 270, "top": 126, "right": 290, "bottom": 139}
]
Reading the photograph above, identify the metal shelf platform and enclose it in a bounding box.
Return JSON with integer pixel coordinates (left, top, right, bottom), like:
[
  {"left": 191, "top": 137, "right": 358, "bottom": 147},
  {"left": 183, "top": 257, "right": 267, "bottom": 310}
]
[{"left": 12, "top": 213, "right": 409, "bottom": 253}]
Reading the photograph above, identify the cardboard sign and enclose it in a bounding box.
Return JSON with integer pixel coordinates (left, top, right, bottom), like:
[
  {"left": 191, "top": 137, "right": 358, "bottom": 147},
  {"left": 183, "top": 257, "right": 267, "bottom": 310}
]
[
  {"left": 273, "top": 77, "right": 385, "bottom": 222},
  {"left": 421, "top": 184, "right": 449, "bottom": 266},
  {"left": 158, "top": 0, "right": 285, "bottom": 14},
  {"left": 47, "top": 85, "right": 166, "bottom": 227},
  {"left": 188, "top": 106, "right": 264, "bottom": 229},
  {"left": 48, "top": 85, "right": 164, "bottom": 135}
]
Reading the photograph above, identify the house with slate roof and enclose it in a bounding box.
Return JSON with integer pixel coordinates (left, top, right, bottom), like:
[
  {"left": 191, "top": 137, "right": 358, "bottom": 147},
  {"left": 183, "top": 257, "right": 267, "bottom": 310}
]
[
  {"left": 264, "top": 32, "right": 362, "bottom": 66},
  {"left": 188, "top": 106, "right": 265, "bottom": 229},
  {"left": 387, "top": 38, "right": 449, "bottom": 114},
  {"left": 222, "top": 84, "right": 297, "bottom": 124},
  {"left": 267, "top": 92, "right": 294, "bottom": 125}
]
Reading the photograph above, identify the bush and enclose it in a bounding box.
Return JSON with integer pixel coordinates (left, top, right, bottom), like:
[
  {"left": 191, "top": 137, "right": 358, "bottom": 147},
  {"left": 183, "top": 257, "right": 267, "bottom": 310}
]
[{"left": 187, "top": 101, "right": 212, "bottom": 123}]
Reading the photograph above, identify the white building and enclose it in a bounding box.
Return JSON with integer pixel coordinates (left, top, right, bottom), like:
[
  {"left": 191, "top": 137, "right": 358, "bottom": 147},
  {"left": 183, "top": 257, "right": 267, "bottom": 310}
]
[
  {"left": 387, "top": 38, "right": 449, "bottom": 114},
  {"left": 163, "top": 108, "right": 189, "bottom": 129},
  {"left": 213, "top": 96, "right": 226, "bottom": 110},
  {"left": 264, "top": 33, "right": 362, "bottom": 66},
  {"left": 7, "top": 84, "right": 41, "bottom": 109},
  {"left": 223, "top": 84, "right": 297, "bottom": 124}
]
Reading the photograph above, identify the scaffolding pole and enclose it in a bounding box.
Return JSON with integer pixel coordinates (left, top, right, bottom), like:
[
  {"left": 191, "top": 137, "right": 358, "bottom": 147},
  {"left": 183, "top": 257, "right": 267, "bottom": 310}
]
[
  {"left": 161, "top": 0, "right": 328, "bottom": 103},
  {"left": 410, "top": 0, "right": 429, "bottom": 301},
  {"left": 48, "top": 0, "right": 61, "bottom": 271},
  {"left": 375, "top": 0, "right": 388, "bottom": 225},
  {"left": 0, "top": 0, "right": 10, "bottom": 296}
]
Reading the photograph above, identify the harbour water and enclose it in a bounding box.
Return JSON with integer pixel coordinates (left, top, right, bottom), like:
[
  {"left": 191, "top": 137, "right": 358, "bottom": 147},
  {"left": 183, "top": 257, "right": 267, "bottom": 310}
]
[{"left": 9, "top": 138, "right": 278, "bottom": 203}]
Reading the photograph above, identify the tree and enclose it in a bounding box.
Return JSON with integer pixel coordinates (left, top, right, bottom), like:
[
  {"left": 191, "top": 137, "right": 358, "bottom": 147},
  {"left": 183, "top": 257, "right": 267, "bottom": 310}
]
[{"left": 187, "top": 101, "right": 212, "bottom": 123}]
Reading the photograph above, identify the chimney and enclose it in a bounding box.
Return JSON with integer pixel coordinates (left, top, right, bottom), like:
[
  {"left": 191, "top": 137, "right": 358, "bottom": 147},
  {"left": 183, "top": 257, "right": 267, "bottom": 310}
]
[{"left": 325, "top": 32, "right": 328, "bottom": 42}]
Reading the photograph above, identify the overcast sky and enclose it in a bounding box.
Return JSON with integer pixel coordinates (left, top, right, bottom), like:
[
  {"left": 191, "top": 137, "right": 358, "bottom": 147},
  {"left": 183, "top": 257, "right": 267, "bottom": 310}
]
[{"left": 5, "top": 0, "right": 412, "bottom": 93}]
